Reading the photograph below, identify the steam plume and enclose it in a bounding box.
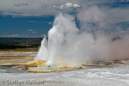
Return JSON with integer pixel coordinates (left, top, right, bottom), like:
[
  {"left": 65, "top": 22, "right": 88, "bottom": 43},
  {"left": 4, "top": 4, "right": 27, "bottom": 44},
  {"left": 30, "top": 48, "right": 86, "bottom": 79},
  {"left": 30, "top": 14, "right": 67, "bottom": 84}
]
[{"left": 35, "top": 6, "right": 129, "bottom": 67}]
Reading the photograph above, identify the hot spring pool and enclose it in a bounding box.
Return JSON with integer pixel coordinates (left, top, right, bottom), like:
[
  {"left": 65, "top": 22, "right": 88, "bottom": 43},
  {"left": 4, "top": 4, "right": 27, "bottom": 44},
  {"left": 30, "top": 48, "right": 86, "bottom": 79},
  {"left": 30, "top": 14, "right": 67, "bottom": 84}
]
[{"left": 28, "top": 67, "right": 59, "bottom": 71}]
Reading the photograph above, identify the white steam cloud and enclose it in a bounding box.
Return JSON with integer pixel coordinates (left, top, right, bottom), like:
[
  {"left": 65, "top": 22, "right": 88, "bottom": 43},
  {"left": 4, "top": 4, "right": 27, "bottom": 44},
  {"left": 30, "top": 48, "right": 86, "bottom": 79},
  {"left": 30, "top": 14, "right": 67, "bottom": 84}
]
[{"left": 35, "top": 6, "right": 129, "bottom": 67}]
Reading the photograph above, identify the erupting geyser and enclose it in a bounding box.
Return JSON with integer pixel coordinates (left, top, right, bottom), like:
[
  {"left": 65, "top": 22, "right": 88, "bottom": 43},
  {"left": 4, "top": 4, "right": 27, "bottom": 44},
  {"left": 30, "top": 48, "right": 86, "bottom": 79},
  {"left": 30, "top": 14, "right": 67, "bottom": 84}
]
[{"left": 35, "top": 13, "right": 129, "bottom": 67}]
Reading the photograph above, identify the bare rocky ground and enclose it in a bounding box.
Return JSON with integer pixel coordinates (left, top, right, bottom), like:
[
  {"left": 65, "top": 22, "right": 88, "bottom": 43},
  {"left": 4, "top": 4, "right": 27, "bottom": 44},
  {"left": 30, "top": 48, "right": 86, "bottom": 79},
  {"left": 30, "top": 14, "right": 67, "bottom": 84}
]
[
  {"left": 0, "top": 61, "right": 129, "bottom": 86},
  {"left": 0, "top": 51, "right": 129, "bottom": 86},
  {"left": 0, "top": 51, "right": 37, "bottom": 57},
  {"left": 0, "top": 51, "right": 36, "bottom": 73}
]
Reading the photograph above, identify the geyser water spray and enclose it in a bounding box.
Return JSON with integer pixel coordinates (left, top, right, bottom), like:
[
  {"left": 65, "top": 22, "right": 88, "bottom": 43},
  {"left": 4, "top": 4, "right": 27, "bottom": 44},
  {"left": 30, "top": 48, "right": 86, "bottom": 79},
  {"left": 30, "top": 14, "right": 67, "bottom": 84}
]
[{"left": 35, "top": 13, "right": 129, "bottom": 67}]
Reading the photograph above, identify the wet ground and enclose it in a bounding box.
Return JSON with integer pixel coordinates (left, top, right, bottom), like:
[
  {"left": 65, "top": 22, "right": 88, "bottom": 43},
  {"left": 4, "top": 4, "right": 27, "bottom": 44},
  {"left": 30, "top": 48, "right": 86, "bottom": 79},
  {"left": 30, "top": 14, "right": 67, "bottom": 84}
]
[
  {"left": 0, "top": 51, "right": 129, "bottom": 86},
  {"left": 0, "top": 61, "right": 129, "bottom": 86},
  {"left": 0, "top": 51, "right": 35, "bottom": 73}
]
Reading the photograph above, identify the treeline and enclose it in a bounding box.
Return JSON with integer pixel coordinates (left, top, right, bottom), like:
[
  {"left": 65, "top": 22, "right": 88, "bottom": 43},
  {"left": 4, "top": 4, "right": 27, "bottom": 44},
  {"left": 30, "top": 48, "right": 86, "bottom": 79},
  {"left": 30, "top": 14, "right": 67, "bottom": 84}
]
[{"left": 0, "top": 43, "right": 39, "bottom": 49}]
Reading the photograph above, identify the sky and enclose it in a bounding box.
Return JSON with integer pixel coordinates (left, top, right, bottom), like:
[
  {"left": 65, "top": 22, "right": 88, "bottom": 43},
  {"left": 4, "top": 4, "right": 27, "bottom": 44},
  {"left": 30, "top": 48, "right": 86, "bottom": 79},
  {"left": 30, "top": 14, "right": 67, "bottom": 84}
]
[{"left": 0, "top": 0, "right": 129, "bottom": 37}]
